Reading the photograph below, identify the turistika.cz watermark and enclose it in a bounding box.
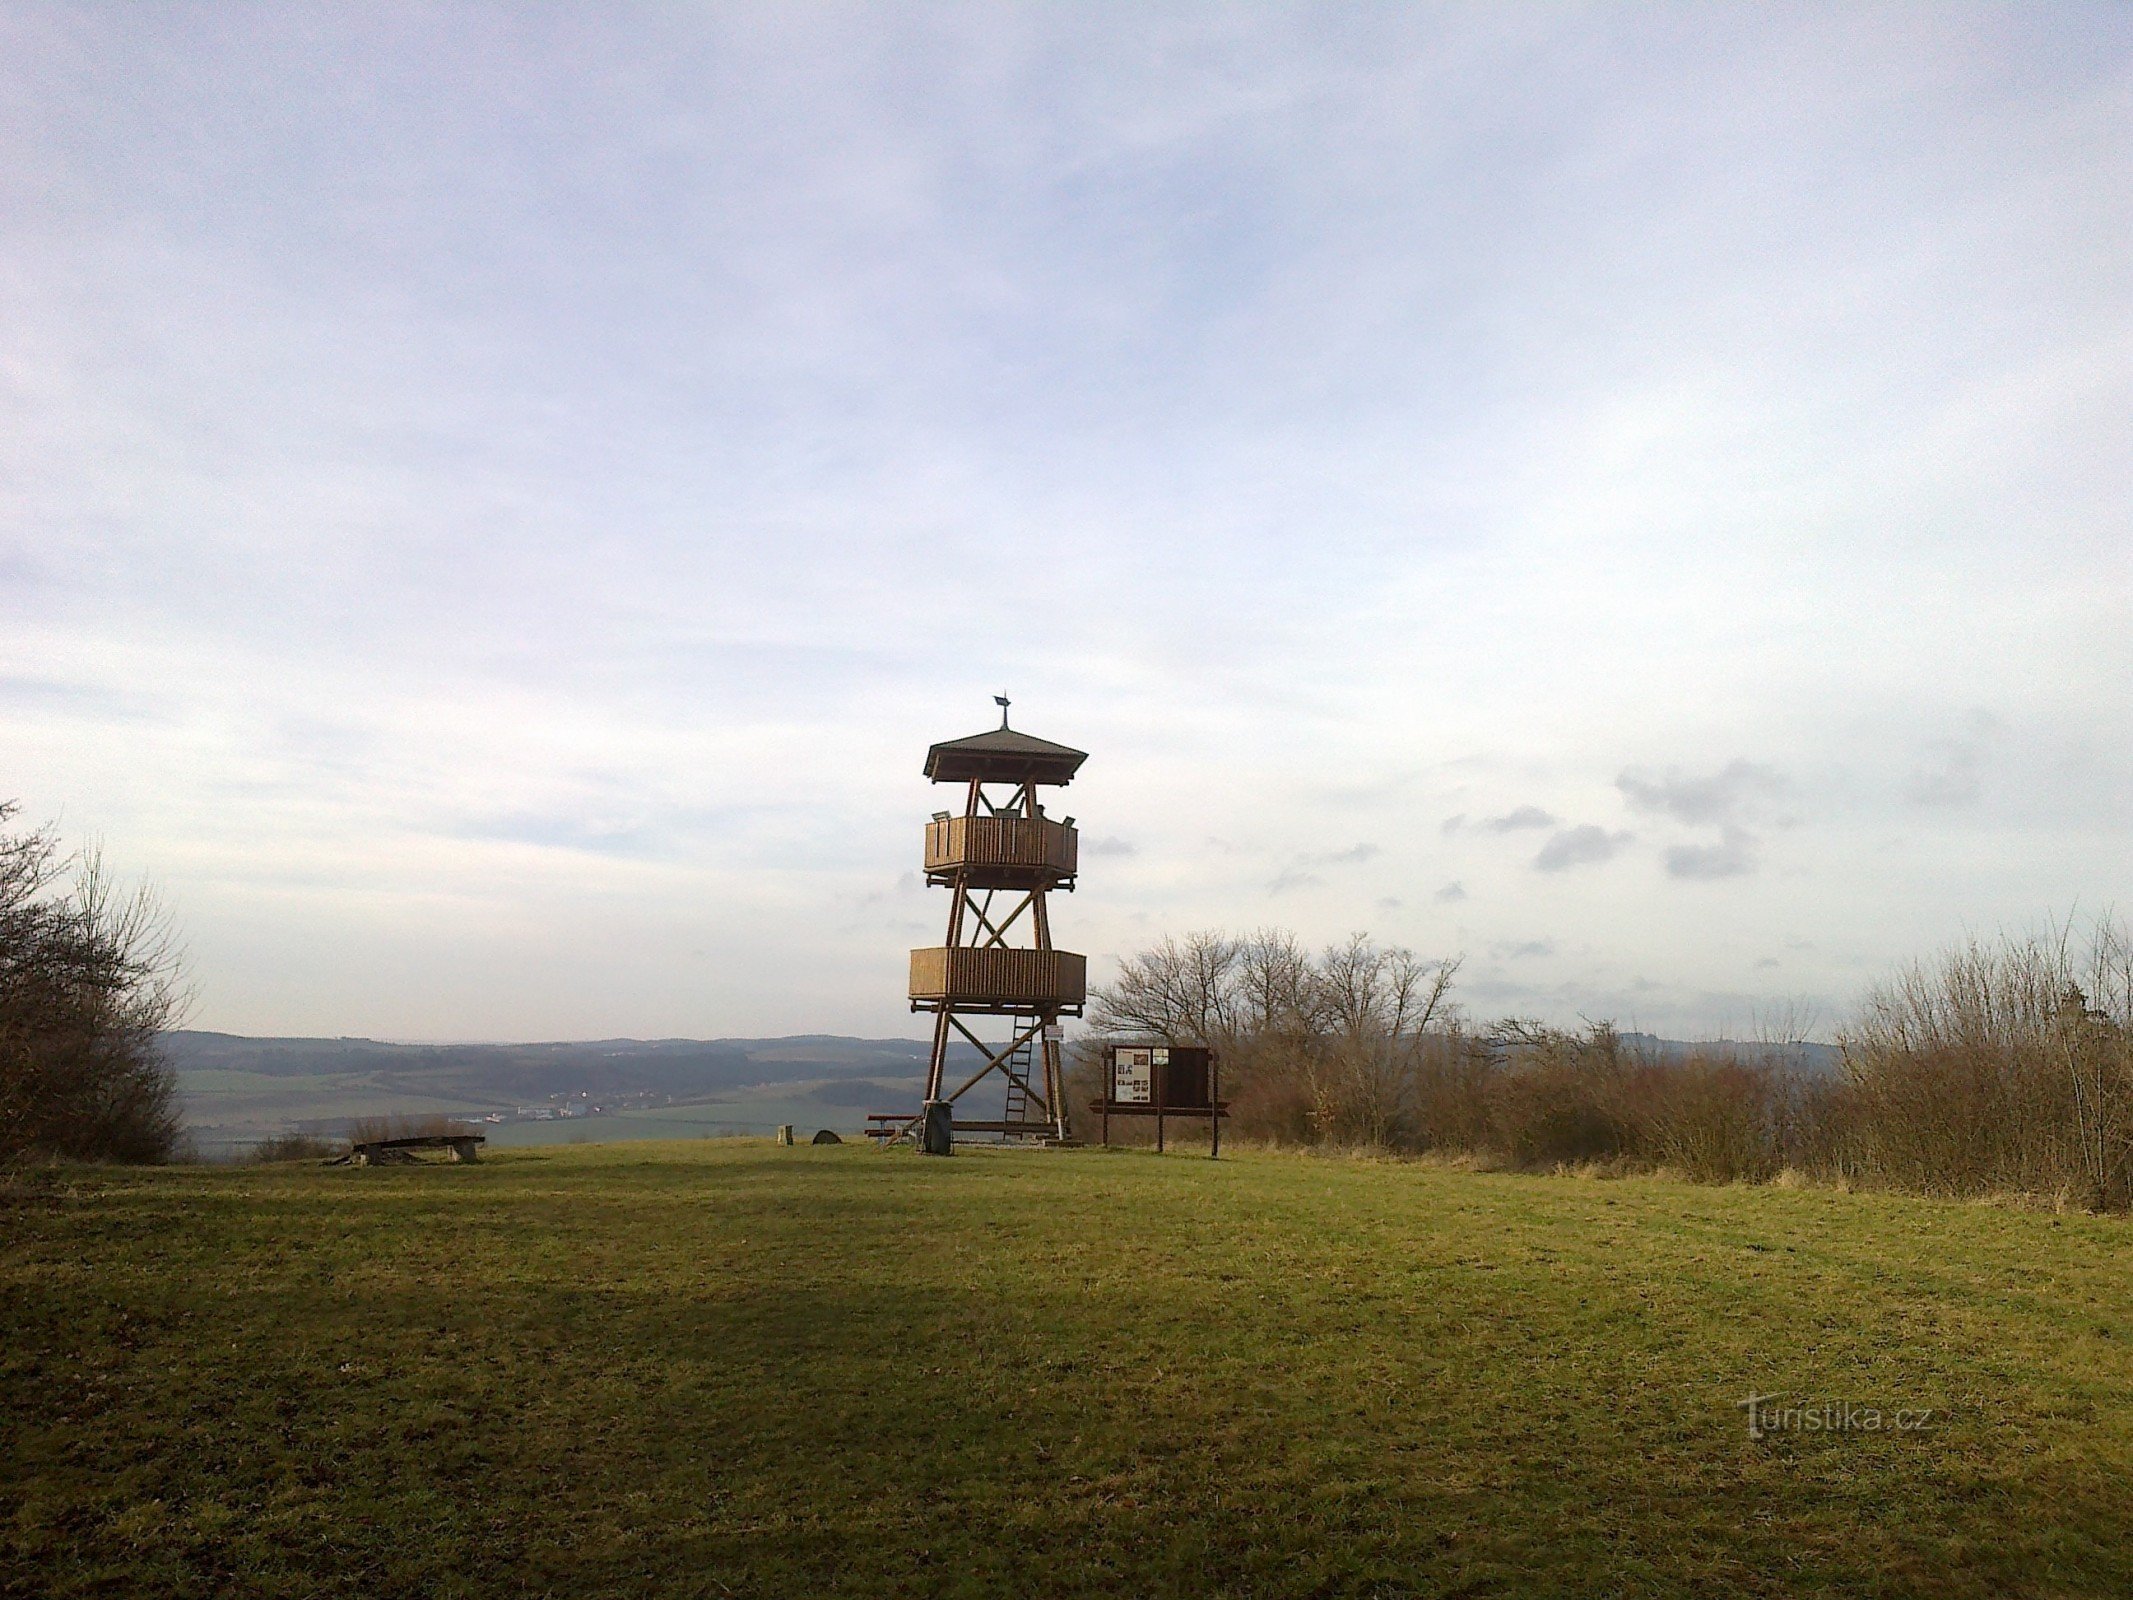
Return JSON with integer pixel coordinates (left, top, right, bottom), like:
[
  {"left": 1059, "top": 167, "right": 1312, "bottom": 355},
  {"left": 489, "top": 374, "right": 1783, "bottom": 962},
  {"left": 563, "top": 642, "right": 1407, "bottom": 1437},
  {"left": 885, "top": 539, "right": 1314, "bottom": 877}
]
[{"left": 1737, "top": 1393, "right": 1935, "bottom": 1441}]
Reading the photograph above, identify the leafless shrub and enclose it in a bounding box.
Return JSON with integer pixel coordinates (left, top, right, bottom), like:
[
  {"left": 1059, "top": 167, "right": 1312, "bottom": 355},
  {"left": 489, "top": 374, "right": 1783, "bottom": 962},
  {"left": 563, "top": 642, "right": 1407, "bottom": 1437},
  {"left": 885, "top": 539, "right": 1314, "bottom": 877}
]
[
  {"left": 0, "top": 803, "right": 189, "bottom": 1164},
  {"left": 1089, "top": 928, "right": 1460, "bottom": 1148},
  {"left": 1312, "top": 935, "right": 1462, "bottom": 1146},
  {"left": 1472, "top": 1020, "right": 1640, "bottom": 1169},
  {"left": 1094, "top": 919, "right": 2133, "bottom": 1207},
  {"left": 1096, "top": 939, "right": 1828, "bottom": 1182},
  {"left": 250, "top": 1132, "right": 341, "bottom": 1163},
  {"left": 1410, "top": 1027, "right": 1496, "bottom": 1153},
  {"left": 1638, "top": 1055, "right": 1783, "bottom": 1183},
  {"left": 1836, "top": 919, "right": 2133, "bottom": 1209}
]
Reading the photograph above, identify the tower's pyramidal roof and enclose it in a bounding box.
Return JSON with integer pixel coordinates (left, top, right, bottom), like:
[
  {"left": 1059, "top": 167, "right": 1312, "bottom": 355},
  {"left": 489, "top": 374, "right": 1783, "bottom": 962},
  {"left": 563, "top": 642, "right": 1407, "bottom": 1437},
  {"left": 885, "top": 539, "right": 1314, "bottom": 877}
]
[{"left": 923, "top": 724, "right": 1087, "bottom": 785}]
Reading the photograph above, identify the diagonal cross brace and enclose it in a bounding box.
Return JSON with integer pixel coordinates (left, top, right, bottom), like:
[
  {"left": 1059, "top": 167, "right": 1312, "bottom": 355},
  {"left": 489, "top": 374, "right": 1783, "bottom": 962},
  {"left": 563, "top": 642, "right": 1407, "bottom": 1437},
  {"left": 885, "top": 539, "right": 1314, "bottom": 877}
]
[
  {"left": 943, "top": 1014, "right": 1051, "bottom": 1114},
  {"left": 958, "top": 889, "right": 1035, "bottom": 950}
]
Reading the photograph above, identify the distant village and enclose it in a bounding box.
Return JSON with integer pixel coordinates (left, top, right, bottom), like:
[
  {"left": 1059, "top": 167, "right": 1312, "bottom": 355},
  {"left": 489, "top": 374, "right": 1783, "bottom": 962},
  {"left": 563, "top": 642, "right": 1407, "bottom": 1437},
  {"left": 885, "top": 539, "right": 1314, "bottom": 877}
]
[{"left": 489, "top": 1089, "right": 674, "bottom": 1125}]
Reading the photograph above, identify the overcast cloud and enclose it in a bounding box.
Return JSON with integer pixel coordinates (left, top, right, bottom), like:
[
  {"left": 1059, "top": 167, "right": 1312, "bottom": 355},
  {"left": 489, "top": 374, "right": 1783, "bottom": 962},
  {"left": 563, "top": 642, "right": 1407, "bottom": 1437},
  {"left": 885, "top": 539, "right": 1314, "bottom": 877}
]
[{"left": 3, "top": 4, "right": 2128, "bottom": 1039}]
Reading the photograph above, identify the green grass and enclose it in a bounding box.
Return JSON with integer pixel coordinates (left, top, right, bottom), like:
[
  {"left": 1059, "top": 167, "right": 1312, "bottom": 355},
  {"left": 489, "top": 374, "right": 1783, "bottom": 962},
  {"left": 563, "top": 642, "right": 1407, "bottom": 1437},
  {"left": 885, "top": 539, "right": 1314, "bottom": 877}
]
[{"left": 5, "top": 1144, "right": 2132, "bottom": 1598}]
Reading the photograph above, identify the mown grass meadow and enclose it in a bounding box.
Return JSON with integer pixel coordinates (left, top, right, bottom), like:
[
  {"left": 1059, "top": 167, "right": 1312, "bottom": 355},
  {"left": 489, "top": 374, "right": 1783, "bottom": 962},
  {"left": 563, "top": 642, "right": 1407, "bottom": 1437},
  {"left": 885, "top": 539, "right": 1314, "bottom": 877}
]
[{"left": 5, "top": 1142, "right": 2132, "bottom": 1598}]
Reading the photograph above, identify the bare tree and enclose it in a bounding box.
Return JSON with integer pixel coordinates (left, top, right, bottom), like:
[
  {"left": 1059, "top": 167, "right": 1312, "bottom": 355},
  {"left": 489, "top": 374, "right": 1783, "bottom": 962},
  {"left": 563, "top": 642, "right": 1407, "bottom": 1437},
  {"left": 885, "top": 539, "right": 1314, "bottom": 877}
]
[
  {"left": 1234, "top": 929, "right": 1319, "bottom": 1041},
  {"left": 1306, "top": 935, "right": 1461, "bottom": 1145},
  {"left": 1089, "top": 915, "right": 2133, "bottom": 1204},
  {"left": 1086, "top": 930, "right": 1244, "bottom": 1047},
  {"left": 1088, "top": 926, "right": 1462, "bottom": 1149},
  {"left": 2059, "top": 920, "right": 2133, "bottom": 1209},
  {"left": 1839, "top": 918, "right": 2133, "bottom": 1208},
  {"left": 0, "top": 804, "right": 190, "bottom": 1163}
]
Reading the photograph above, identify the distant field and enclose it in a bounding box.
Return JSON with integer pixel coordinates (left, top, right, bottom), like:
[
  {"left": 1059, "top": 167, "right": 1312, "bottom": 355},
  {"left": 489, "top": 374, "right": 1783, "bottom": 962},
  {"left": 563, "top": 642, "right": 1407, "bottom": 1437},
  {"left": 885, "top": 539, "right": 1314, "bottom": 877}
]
[
  {"left": 164, "top": 1031, "right": 942, "bottom": 1155},
  {"left": 5, "top": 1146, "right": 2131, "bottom": 1597},
  {"left": 485, "top": 1090, "right": 917, "bottom": 1149},
  {"left": 182, "top": 1080, "right": 915, "bottom": 1156}
]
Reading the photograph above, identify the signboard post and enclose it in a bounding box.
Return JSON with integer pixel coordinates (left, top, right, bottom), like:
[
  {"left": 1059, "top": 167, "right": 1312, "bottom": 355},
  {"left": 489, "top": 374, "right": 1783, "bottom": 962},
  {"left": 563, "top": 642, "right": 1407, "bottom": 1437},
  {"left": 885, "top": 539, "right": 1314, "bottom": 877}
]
[{"left": 1154, "top": 1045, "right": 1167, "bottom": 1154}]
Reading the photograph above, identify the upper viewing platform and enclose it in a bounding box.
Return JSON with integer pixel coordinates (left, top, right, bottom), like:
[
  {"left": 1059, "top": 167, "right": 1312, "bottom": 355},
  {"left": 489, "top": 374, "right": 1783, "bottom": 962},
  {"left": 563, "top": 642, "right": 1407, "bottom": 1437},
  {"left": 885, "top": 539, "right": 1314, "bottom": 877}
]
[
  {"left": 923, "top": 725, "right": 1088, "bottom": 787},
  {"left": 924, "top": 814, "right": 1077, "bottom": 888}
]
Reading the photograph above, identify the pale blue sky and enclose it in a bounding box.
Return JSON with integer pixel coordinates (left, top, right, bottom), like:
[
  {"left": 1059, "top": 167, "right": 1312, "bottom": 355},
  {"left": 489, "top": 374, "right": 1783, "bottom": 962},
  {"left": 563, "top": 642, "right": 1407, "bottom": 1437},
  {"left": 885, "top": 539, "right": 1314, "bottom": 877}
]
[{"left": 4, "top": 4, "right": 2128, "bottom": 1039}]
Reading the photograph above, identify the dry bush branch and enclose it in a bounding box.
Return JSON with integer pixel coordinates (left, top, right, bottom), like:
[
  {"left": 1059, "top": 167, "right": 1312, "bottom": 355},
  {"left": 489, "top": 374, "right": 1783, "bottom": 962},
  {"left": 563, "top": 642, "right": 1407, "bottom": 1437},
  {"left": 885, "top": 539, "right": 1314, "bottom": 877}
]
[{"left": 0, "top": 803, "right": 190, "bottom": 1164}]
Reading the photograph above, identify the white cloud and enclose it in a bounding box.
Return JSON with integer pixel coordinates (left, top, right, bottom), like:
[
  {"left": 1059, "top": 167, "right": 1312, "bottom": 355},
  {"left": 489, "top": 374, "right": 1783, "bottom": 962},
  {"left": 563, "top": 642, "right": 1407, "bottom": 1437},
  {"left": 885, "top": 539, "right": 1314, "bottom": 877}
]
[
  {"left": 1534, "top": 826, "right": 1634, "bottom": 873},
  {"left": 1665, "top": 828, "right": 1761, "bottom": 881},
  {"left": 1905, "top": 711, "right": 2004, "bottom": 808},
  {"left": 1480, "top": 806, "right": 1559, "bottom": 833},
  {"left": 1617, "top": 762, "right": 1788, "bottom": 828}
]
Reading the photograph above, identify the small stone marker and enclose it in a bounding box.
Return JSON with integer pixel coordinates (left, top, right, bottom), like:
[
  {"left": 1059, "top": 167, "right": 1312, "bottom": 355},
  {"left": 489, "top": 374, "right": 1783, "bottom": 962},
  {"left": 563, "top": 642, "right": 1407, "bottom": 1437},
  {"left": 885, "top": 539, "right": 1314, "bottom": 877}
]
[{"left": 776, "top": 1124, "right": 795, "bottom": 1146}]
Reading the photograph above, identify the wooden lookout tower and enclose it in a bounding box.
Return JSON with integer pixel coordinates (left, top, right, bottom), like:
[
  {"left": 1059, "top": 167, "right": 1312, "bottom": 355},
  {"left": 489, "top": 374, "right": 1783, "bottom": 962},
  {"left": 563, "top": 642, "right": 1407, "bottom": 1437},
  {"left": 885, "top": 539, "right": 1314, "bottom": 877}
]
[{"left": 890, "top": 699, "right": 1087, "bottom": 1152}]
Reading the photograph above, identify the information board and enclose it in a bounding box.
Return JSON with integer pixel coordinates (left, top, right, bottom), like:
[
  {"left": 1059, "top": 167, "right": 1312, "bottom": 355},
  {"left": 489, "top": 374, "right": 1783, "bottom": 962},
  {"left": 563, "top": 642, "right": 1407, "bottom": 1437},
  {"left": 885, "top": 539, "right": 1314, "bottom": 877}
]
[{"left": 1095, "top": 1044, "right": 1223, "bottom": 1157}]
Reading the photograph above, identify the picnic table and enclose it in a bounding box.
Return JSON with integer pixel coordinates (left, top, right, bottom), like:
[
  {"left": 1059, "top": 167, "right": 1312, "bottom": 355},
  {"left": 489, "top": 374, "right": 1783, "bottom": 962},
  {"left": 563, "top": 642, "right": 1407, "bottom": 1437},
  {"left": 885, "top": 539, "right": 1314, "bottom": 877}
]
[{"left": 339, "top": 1133, "right": 485, "bottom": 1165}]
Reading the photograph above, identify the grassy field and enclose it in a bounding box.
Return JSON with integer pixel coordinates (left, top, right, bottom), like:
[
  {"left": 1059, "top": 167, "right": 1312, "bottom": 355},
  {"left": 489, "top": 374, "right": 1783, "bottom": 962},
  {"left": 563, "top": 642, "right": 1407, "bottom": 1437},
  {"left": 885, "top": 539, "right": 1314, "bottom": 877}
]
[{"left": 5, "top": 1144, "right": 2132, "bottom": 1599}]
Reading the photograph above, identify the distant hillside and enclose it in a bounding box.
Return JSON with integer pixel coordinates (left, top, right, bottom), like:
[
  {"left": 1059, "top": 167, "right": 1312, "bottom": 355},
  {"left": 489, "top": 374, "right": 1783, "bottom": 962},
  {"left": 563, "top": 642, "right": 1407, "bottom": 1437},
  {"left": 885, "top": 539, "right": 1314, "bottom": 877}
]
[
  {"left": 165, "top": 1029, "right": 1844, "bottom": 1154},
  {"left": 1615, "top": 1032, "right": 1843, "bottom": 1075},
  {"left": 162, "top": 1031, "right": 945, "bottom": 1102},
  {"left": 162, "top": 1032, "right": 970, "bottom": 1153}
]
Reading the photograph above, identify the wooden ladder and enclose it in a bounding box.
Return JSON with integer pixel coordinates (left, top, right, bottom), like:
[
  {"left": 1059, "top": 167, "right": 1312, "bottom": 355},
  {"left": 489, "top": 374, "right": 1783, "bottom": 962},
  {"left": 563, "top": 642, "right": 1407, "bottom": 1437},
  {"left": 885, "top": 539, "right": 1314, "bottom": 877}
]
[{"left": 1000, "top": 1036, "right": 1037, "bottom": 1139}]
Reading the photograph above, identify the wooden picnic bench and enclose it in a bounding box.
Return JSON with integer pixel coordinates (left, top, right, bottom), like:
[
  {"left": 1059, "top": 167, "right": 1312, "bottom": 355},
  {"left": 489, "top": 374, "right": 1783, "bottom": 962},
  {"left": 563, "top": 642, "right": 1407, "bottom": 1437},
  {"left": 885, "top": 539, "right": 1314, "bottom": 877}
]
[
  {"left": 864, "top": 1112, "right": 918, "bottom": 1144},
  {"left": 340, "top": 1133, "right": 485, "bottom": 1165}
]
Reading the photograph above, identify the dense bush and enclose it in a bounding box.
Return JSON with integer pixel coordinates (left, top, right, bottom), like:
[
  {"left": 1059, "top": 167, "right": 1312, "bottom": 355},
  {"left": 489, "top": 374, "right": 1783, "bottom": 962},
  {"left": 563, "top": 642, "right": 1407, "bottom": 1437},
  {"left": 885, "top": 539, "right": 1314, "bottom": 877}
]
[
  {"left": 1084, "top": 931, "right": 1810, "bottom": 1173},
  {"left": 1834, "top": 922, "right": 2133, "bottom": 1209},
  {"left": 0, "top": 803, "right": 188, "bottom": 1164},
  {"left": 1412, "top": 1021, "right": 1816, "bottom": 1180},
  {"left": 249, "top": 1132, "right": 341, "bottom": 1163},
  {"left": 1082, "top": 929, "right": 1458, "bottom": 1148},
  {"left": 1088, "top": 921, "right": 2133, "bottom": 1209}
]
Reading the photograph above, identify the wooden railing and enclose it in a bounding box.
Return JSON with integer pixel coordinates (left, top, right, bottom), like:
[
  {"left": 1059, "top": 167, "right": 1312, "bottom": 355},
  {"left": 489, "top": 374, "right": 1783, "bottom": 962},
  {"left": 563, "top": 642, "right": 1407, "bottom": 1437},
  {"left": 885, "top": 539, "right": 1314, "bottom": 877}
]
[
  {"left": 908, "top": 947, "right": 1087, "bottom": 1008},
  {"left": 923, "top": 815, "right": 1077, "bottom": 878}
]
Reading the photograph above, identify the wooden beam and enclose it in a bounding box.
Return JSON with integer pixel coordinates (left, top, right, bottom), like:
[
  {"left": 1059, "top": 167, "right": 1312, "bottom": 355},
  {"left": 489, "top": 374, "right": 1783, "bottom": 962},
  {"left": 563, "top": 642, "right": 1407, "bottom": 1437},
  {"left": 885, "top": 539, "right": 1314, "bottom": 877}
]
[
  {"left": 944, "top": 1013, "right": 1051, "bottom": 1113},
  {"left": 939, "top": 1015, "right": 1045, "bottom": 1107}
]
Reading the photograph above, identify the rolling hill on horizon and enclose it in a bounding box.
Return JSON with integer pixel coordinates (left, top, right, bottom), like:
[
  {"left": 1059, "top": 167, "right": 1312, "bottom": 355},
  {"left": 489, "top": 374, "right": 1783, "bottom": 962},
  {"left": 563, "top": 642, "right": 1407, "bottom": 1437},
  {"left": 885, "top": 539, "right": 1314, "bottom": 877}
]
[
  {"left": 163, "top": 1029, "right": 939, "bottom": 1094},
  {"left": 164, "top": 1028, "right": 1840, "bottom": 1156},
  {"left": 162, "top": 1030, "right": 958, "bottom": 1154}
]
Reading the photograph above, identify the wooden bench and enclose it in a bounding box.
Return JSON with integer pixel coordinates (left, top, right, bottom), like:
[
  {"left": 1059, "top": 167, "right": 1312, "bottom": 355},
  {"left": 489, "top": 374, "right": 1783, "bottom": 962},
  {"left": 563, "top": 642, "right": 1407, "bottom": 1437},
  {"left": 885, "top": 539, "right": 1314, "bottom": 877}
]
[
  {"left": 864, "top": 1110, "right": 1062, "bottom": 1144},
  {"left": 342, "top": 1133, "right": 485, "bottom": 1165}
]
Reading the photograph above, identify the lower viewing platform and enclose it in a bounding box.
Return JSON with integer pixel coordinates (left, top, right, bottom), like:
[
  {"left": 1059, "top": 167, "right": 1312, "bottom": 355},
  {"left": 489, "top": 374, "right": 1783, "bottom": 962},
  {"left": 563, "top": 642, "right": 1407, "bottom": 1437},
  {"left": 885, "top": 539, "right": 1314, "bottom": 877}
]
[{"left": 908, "top": 946, "right": 1087, "bottom": 1013}]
